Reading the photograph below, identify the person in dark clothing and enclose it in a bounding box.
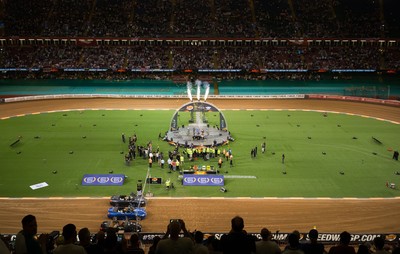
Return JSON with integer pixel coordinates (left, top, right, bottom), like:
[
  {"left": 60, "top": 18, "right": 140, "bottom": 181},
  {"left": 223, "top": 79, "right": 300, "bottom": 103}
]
[
  {"left": 328, "top": 231, "right": 355, "bottom": 254},
  {"left": 220, "top": 216, "right": 255, "bottom": 254},
  {"left": 15, "top": 214, "right": 48, "bottom": 254},
  {"left": 301, "top": 229, "right": 326, "bottom": 254},
  {"left": 356, "top": 244, "right": 370, "bottom": 254},
  {"left": 393, "top": 151, "right": 399, "bottom": 160},
  {"left": 125, "top": 233, "right": 144, "bottom": 254},
  {"left": 148, "top": 236, "right": 161, "bottom": 254},
  {"left": 79, "top": 227, "right": 104, "bottom": 254}
]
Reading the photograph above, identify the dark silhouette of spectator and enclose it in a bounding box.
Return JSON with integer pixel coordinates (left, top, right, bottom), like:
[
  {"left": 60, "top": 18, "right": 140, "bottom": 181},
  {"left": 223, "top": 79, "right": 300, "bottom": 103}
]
[
  {"left": 356, "top": 244, "right": 370, "bottom": 254},
  {"left": 328, "top": 231, "right": 355, "bottom": 254},
  {"left": 103, "top": 228, "right": 124, "bottom": 254},
  {"left": 0, "top": 235, "right": 10, "bottom": 253},
  {"left": 206, "top": 235, "right": 222, "bottom": 254},
  {"left": 255, "top": 227, "right": 281, "bottom": 254},
  {"left": 220, "top": 216, "right": 256, "bottom": 254},
  {"left": 54, "top": 223, "right": 86, "bottom": 254},
  {"left": 78, "top": 227, "right": 103, "bottom": 254},
  {"left": 373, "top": 236, "right": 390, "bottom": 254},
  {"left": 301, "top": 229, "right": 326, "bottom": 254},
  {"left": 284, "top": 231, "right": 302, "bottom": 251},
  {"left": 148, "top": 236, "right": 161, "bottom": 254},
  {"left": 194, "top": 230, "right": 209, "bottom": 254},
  {"left": 93, "top": 230, "right": 106, "bottom": 252},
  {"left": 155, "top": 219, "right": 194, "bottom": 254},
  {"left": 392, "top": 245, "right": 400, "bottom": 254},
  {"left": 283, "top": 233, "right": 304, "bottom": 254},
  {"left": 15, "top": 214, "right": 48, "bottom": 254},
  {"left": 125, "top": 233, "right": 144, "bottom": 254}
]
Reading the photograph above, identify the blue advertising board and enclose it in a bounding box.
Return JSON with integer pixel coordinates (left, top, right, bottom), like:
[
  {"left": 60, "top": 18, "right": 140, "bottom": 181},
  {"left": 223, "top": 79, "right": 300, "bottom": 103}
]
[
  {"left": 183, "top": 174, "right": 224, "bottom": 186},
  {"left": 81, "top": 174, "right": 125, "bottom": 186}
]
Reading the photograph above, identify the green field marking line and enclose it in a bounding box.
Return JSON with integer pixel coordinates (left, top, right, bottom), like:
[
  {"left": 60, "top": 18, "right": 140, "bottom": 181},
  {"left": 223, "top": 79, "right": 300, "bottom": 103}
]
[{"left": 224, "top": 175, "right": 257, "bottom": 179}]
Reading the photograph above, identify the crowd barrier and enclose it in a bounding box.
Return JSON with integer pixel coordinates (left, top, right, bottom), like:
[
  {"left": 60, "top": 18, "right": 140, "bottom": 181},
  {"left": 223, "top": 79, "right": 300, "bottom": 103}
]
[
  {"left": 307, "top": 94, "right": 400, "bottom": 107},
  {"left": 2, "top": 94, "right": 305, "bottom": 103},
  {"left": 2, "top": 232, "right": 398, "bottom": 245},
  {"left": 139, "top": 232, "right": 399, "bottom": 245},
  {"left": 2, "top": 94, "right": 400, "bottom": 107}
]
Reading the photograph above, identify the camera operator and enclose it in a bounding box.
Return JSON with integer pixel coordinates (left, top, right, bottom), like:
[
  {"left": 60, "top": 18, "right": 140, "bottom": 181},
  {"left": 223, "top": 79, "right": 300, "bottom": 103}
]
[
  {"left": 15, "top": 214, "right": 48, "bottom": 254},
  {"left": 155, "top": 219, "right": 194, "bottom": 254}
]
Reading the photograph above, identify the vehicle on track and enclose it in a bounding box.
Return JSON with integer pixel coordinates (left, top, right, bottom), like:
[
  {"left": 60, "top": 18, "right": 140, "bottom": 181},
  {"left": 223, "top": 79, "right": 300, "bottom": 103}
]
[
  {"left": 107, "top": 206, "right": 147, "bottom": 220},
  {"left": 109, "top": 194, "right": 147, "bottom": 208},
  {"left": 100, "top": 220, "right": 142, "bottom": 233}
]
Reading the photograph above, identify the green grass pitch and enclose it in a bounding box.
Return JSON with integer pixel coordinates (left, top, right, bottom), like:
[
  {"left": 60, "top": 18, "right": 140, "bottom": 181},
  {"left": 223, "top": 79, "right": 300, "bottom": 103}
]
[{"left": 0, "top": 109, "right": 399, "bottom": 198}]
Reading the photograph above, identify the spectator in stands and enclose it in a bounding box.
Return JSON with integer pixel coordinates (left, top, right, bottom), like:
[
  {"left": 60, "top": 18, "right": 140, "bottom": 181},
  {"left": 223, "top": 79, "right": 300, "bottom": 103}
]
[
  {"left": 356, "top": 244, "right": 370, "bottom": 254},
  {"left": 0, "top": 235, "right": 10, "bottom": 254},
  {"left": 373, "top": 236, "right": 390, "bottom": 254},
  {"left": 78, "top": 227, "right": 103, "bottom": 254},
  {"left": 206, "top": 235, "right": 223, "bottom": 254},
  {"left": 148, "top": 236, "right": 161, "bottom": 254},
  {"left": 194, "top": 231, "right": 209, "bottom": 254},
  {"left": 284, "top": 231, "right": 302, "bottom": 251},
  {"left": 103, "top": 228, "right": 124, "bottom": 254},
  {"left": 125, "top": 233, "right": 144, "bottom": 254},
  {"left": 15, "top": 214, "right": 48, "bottom": 254},
  {"left": 93, "top": 230, "right": 106, "bottom": 252},
  {"left": 220, "top": 216, "right": 256, "bottom": 254},
  {"left": 155, "top": 219, "right": 194, "bottom": 254},
  {"left": 283, "top": 233, "right": 304, "bottom": 254},
  {"left": 392, "top": 244, "right": 400, "bottom": 254},
  {"left": 53, "top": 223, "right": 86, "bottom": 254},
  {"left": 328, "top": 231, "right": 355, "bottom": 254},
  {"left": 301, "top": 229, "right": 326, "bottom": 254},
  {"left": 255, "top": 227, "right": 281, "bottom": 254}
]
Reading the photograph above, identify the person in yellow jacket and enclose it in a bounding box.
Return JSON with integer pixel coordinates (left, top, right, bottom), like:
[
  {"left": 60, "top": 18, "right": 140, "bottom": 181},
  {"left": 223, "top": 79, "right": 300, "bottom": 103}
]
[{"left": 218, "top": 157, "right": 223, "bottom": 169}]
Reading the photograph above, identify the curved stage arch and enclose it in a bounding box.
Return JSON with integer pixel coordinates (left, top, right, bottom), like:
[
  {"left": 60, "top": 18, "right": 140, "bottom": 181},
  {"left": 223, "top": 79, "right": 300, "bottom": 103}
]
[{"left": 166, "top": 101, "right": 231, "bottom": 147}]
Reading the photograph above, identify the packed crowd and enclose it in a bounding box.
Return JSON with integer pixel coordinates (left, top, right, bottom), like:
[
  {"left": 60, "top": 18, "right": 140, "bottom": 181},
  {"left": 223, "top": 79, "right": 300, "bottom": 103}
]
[
  {"left": 0, "top": 45, "right": 397, "bottom": 72},
  {"left": 1, "top": 214, "right": 400, "bottom": 254},
  {"left": 2, "top": 0, "right": 399, "bottom": 38},
  {"left": 0, "top": 0, "right": 399, "bottom": 81}
]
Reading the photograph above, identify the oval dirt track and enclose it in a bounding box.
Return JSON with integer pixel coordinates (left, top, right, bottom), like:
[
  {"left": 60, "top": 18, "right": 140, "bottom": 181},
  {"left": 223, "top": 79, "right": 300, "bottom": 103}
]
[{"left": 0, "top": 98, "right": 400, "bottom": 234}]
